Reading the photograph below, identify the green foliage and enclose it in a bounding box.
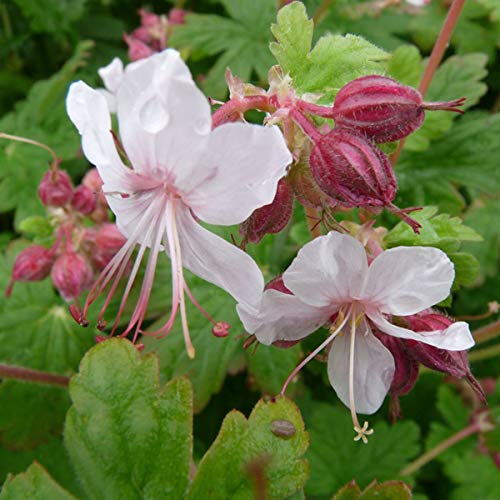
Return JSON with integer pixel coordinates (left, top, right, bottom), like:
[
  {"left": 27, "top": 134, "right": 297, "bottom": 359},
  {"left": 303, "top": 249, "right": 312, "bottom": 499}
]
[
  {"left": 13, "top": 0, "right": 87, "bottom": 34},
  {"left": 304, "top": 401, "right": 420, "bottom": 496},
  {"left": 170, "top": 0, "right": 276, "bottom": 99},
  {"left": 187, "top": 396, "right": 309, "bottom": 499},
  {"left": 0, "top": 463, "right": 75, "bottom": 500},
  {"left": 396, "top": 112, "right": 500, "bottom": 214},
  {"left": 333, "top": 480, "right": 412, "bottom": 500},
  {"left": 0, "top": 250, "right": 94, "bottom": 448},
  {"left": 65, "top": 339, "right": 192, "bottom": 499},
  {"left": 270, "top": 1, "right": 389, "bottom": 101},
  {"left": 0, "top": 41, "right": 93, "bottom": 228}
]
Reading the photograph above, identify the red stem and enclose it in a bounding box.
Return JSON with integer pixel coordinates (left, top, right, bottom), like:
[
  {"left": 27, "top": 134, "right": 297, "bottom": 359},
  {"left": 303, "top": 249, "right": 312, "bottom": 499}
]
[
  {"left": 211, "top": 96, "right": 274, "bottom": 128},
  {"left": 0, "top": 364, "right": 69, "bottom": 388}
]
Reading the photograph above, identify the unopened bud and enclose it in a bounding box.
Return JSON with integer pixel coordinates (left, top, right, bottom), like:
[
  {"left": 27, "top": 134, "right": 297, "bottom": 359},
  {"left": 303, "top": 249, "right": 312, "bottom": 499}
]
[
  {"left": 169, "top": 8, "right": 186, "bottom": 25},
  {"left": 240, "top": 179, "right": 294, "bottom": 244},
  {"left": 71, "top": 185, "right": 97, "bottom": 215},
  {"left": 332, "top": 75, "right": 465, "bottom": 143},
  {"left": 6, "top": 245, "right": 54, "bottom": 296},
  {"left": 123, "top": 34, "right": 155, "bottom": 61},
  {"left": 51, "top": 252, "right": 94, "bottom": 301},
  {"left": 38, "top": 170, "right": 73, "bottom": 207},
  {"left": 92, "top": 223, "right": 127, "bottom": 269}
]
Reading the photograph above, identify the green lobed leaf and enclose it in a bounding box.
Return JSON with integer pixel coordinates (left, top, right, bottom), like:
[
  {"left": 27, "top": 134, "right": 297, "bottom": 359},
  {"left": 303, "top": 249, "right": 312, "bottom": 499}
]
[
  {"left": 270, "top": 1, "right": 389, "bottom": 101},
  {"left": 169, "top": 0, "right": 276, "bottom": 99},
  {"left": 304, "top": 401, "right": 420, "bottom": 496},
  {"left": 0, "top": 249, "right": 94, "bottom": 449},
  {"left": 186, "top": 396, "right": 309, "bottom": 499},
  {"left": 0, "top": 462, "right": 75, "bottom": 500},
  {"left": 333, "top": 479, "right": 412, "bottom": 500},
  {"left": 64, "top": 339, "right": 193, "bottom": 499}
]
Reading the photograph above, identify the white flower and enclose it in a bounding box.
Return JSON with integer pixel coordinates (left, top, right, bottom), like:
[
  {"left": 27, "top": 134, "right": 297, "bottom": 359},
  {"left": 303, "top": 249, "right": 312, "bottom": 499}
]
[
  {"left": 67, "top": 49, "right": 292, "bottom": 356},
  {"left": 96, "top": 58, "right": 124, "bottom": 113},
  {"left": 238, "top": 232, "right": 474, "bottom": 442}
]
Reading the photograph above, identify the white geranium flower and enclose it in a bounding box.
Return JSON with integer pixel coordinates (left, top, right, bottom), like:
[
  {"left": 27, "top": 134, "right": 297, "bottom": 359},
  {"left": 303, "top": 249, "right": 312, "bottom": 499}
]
[
  {"left": 238, "top": 232, "right": 474, "bottom": 442},
  {"left": 96, "top": 57, "right": 124, "bottom": 113},
  {"left": 67, "top": 49, "right": 292, "bottom": 357}
]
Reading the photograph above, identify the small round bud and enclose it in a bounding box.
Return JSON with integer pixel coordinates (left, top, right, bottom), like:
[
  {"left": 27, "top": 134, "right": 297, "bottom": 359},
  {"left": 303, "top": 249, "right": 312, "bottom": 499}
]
[
  {"left": 169, "top": 8, "right": 186, "bottom": 25},
  {"left": 6, "top": 245, "right": 54, "bottom": 296},
  {"left": 91, "top": 223, "right": 127, "bottom": 269},
  {"left": 71, "top": 185, "right": 97, "bottom": 215},
  {"left": 38, "top": 170, "right": 73, "bottom": 207},
  {"left": 51, "top": 252, "right": 94, "bottom": 301}
]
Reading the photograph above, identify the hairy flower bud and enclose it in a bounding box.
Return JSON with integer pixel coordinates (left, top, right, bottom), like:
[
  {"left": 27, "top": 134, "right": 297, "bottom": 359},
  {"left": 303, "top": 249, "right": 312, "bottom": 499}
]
[
  {"left": 71, "top": 185, "right": 97, "bottom": 215},
  {"left": 51, "top": 252, "right": 94, "bottom": 301},
  {"left": 310, "top": 129, "right": 421, "bottom": 231},
  {"left": 91, "top": 223, "right": 127, "bottom": 270},
  {"left": 6, "top": 245, "right": 54, "bottom": 296},
  {"left": 332, "top": 75, "right": 465, "bottom": 143},
  {"left": 169, "top": 8, "right": 186, "bottom": 25},
  {"left": 38, "top": 170, "right": 73, "bottom": 207},
  {"left": 240, "top": 179, "right": 294, "bottom": 244}
]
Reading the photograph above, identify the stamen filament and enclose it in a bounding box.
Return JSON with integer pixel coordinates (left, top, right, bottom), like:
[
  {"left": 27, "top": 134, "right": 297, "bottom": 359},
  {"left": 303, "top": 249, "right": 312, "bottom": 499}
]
[{"left": 280, "top": 306, "right": 353, "bottom": 396}]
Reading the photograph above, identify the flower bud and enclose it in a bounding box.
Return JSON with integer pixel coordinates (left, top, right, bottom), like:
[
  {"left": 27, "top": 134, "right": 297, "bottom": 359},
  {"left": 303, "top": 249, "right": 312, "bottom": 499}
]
[
  {"left": 51, "top": 252, "right": 94, "bottom": 301},
  {"left": 91, "top": 223, "right": 127, "bottom": 269},
  {"left": 169, "top": 8, "right": 186, "bottom": 25},
  {"left": 82, "top": 168, "right": 103, "bottom": 193},
  {"left": 123, "top": 34, "right": 155, "bottom": 61},
  {"left": 310, "top": 129, "right": 421, "bottom": 232},
  {"left": 38, "top": 170, "right": 73, "bottom": 207},
  {"left": 71, "top": 185, "right": 97, "bottom": 215},
  {"left": 239, "top": 179, "right": 294, "bottom": 244},
  {"left": 332, "top": 75, "right": 465, "bottom": 143},
  {"left": 6, "top": 245, "right": 54, "bottom": 296}
]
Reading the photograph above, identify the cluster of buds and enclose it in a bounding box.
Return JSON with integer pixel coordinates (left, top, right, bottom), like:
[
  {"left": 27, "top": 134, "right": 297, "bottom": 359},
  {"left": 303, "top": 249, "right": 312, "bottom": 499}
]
[
  {"left": 212, "top": 70, "right": 465, "bottom": 242},
  {"left": 124, "top": 7, "right": 186, "bottom": 61},
  {"left": 375, "top": 311, "right": 486, "bottom": 421},
  {"left": 7, "top": 165, "right": 126, "bottom": 304}
]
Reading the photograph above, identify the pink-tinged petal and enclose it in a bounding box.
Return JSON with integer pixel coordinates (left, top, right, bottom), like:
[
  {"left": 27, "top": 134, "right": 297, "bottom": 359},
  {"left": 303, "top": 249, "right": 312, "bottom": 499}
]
[
  {"left": 237, "top": 290, "right": 332, "bottom": 345},
  {"left": 283, "top": 232, "right": 368, "bottom": 308},
  {"left": 98, "top": 57, "right": 124, "bottom": 93},
  {"left": 66, "top": 81, "right": 134, "bottom": 192},
  {"left": 361, "top": 246, "right": 454, "bottom": 316},
  {"left": 116, "top": 49, "right": 211, "bottom": 173},
  {"left": 328, "top": 321, "right": 395, "bottom": 414},
  {"left": 184, "top": 123, "right": 292, "bottom": 225},
  {"left": 175, "top": 206, "right": 264, "bottom": 307},
  {"left": 368, "top": 311, "right": 474, "bottom": 350}
]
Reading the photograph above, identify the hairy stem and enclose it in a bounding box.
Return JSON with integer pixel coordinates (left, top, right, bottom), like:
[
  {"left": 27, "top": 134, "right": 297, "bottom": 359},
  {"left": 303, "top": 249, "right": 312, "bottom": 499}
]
[
  {"left": 400, "top": 422, "right": 480, "bottom": 476},
  {"left": 305, "top": 206, "right": 323, "bottom": 238},
  {"left": 474, "top": 319, "right": 500, "bottom": 344},
  {"left": 391, "top": 0, "right": 467, "bottom": 165},
  {"left": 0, "top": 132, "right": 59, "bottom": 166},
  {"left": 0, "top": 364, "right": 69, "bottom": 388}
]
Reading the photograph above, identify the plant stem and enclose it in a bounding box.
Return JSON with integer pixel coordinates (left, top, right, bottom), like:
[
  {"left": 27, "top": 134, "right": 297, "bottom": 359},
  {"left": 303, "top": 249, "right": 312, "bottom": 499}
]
[
  {"left": 313, "top": 0, "right": 335, "bottom": 24},
  {"left": 391, "top": 0, "right": 467, "bottom": 165},
  {"left": 0, "top": 364, "right": 69, "bottom": 388},
  {"left": 305, "top": 206, "right": 323, "bottom": 238},
  {"left": 469, "top": 343, "right": 500, "bottom": 363},
  {"left": 400, "top": 422, "right": 480, "bottom": 476},
  {"left": 473, "top": 319, "right": 500, "bottom": 344},
  {"left": 0, "top": 132, "right": 59, "bottom": 166}
]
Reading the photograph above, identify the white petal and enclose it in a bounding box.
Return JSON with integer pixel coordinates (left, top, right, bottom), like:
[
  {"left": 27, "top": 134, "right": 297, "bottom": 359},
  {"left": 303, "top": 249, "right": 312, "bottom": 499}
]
[
  {"left": 98, "top": 57, "right": 124, "bottom": 93},
  {"left": 327, "top": 321, "right": 395, "bottom": 415},
  {"left": 175, "top": 206, "right": 264, "bottom": 307},
  {"left": 96, "top": 89, "right": 117, "bottom": 113},
  {"left": 368, "top": 312, "right": 474, "bottom": 351},
  {"left": 283, "top": 232, "right": 368, "bottom": 308},
  {"left": 66, "top": 81, "right": 133, "bottom": 192},
  {"left": 237, "top": 290, "right": 332, "bottom": 345},
  {"left": 361, "top": 246, "right": 454, "bottom": 316},
  {"left": 184, "top": 123, "right": 292, "bottom": 225},
  {"left": 116, "top": 49, "right": 211, "bottom": 174}
]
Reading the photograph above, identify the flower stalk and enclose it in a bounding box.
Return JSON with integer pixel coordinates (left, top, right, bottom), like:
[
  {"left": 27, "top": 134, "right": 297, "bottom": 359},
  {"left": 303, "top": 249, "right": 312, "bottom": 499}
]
[{"left": 0, "top": 364, "right": 69, "bottom": 388}]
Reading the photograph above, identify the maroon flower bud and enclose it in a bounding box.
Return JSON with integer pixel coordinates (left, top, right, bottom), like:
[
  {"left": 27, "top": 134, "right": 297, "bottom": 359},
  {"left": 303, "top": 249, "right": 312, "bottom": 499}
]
[
  {"left": 332, "top": 75, "right": 465, "bottom": 143},
  {"left": 38, "top": 170, "right": 74, "bottom": 207},
  {"left": 51, "top": 252, "right": 94, "bottom": 301},
  {"left": 404, "top": 313, "right": 486, "bottom": 403},
  {"left": 82, "top": 168, "right": 103, "bottom": 193},
  {"left": 169, "top": 8, "right": 186, "bottom": 25},
  {"left": 310, "top": 129, "right": 421, "bottom": 232},
  {"left": 240, "top": 179, "right": 294, "bottom": 244},
  {"left": 71, "top": 185, "right": 97, "bottom": 215},
  {"left": 91, "top": 223, "right": 127, "bottom": 270},
  {"left": 6, "top": 245, "right": 54, "bottom": 297},
  {"left": 123, "top": 34, "right": 155, "bottom": 61}
]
